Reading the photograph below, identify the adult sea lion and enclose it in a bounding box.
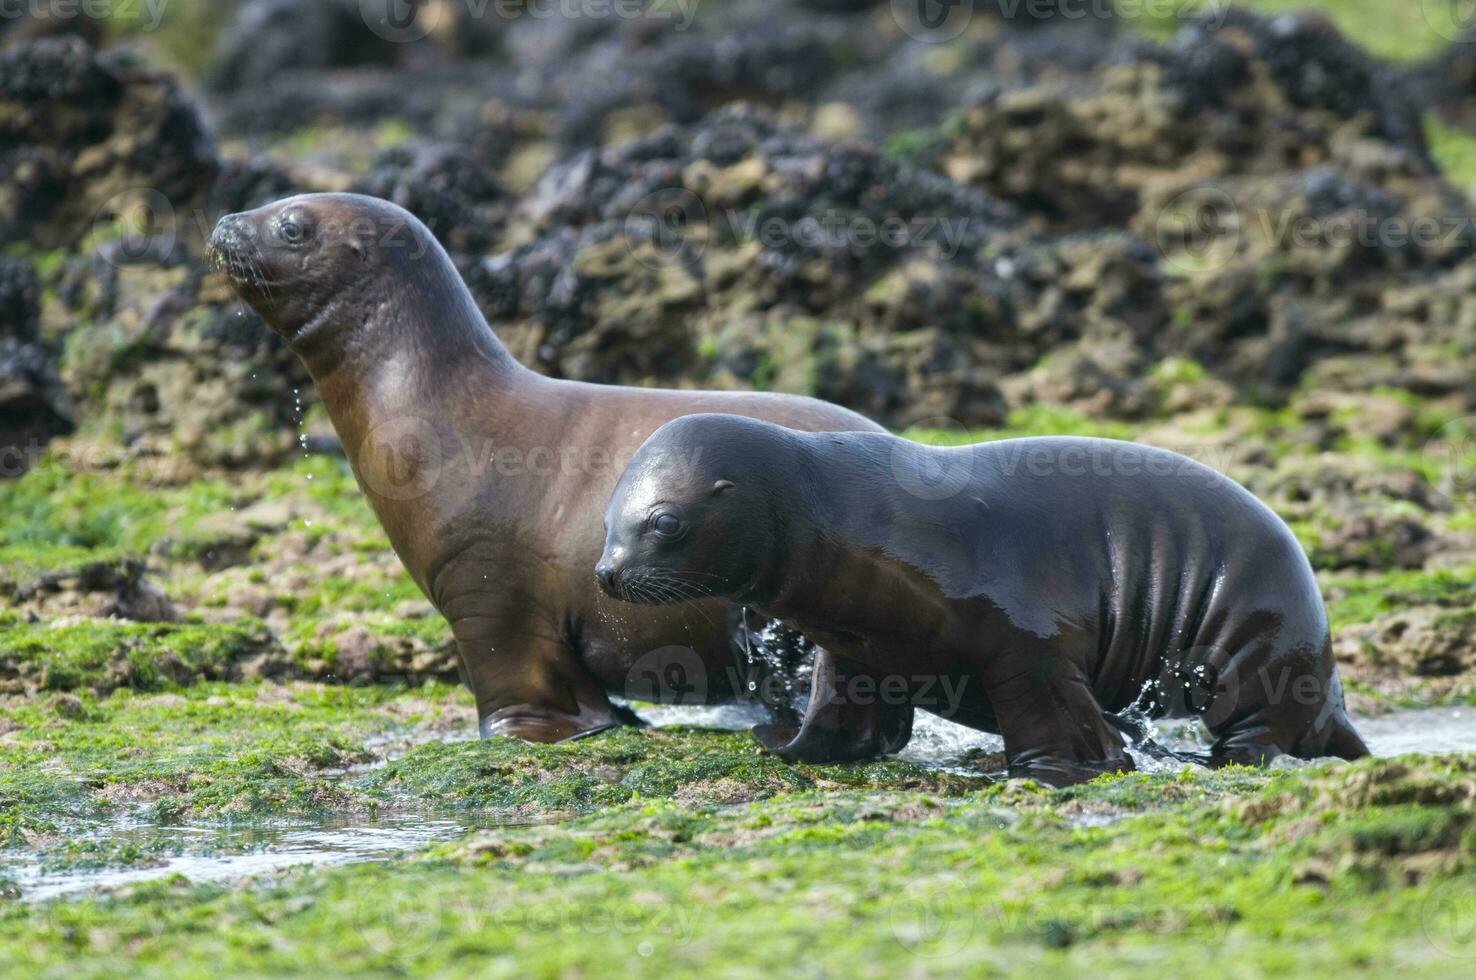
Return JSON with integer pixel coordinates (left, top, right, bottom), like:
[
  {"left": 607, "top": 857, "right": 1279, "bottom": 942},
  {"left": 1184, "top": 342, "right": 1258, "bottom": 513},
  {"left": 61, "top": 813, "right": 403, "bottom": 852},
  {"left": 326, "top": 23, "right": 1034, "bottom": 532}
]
[
  {"left": 209, "top": 192, "right": 890, "bottom": 743},
  {"left": 596, "top": 414, "right": 1370, "bottom": 786}
]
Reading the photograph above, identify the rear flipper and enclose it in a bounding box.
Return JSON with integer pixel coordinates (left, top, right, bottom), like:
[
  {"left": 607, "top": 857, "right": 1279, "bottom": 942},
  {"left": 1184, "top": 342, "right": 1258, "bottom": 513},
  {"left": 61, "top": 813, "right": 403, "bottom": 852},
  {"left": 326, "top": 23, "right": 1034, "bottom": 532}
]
[
  {"left": 1294, "top": 708, "right": 1369, "bottom": 760},
  {"left": 1204, "top": 655, "right": 1363, "bottom": 767},
  {"left": 1207, "top": 711, "right": 1369, "bottom": 768}
]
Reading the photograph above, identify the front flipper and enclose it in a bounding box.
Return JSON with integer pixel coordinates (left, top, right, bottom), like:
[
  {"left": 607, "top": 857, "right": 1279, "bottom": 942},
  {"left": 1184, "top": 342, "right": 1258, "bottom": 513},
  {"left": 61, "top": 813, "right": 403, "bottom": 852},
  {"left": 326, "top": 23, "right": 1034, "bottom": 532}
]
[
  {"left": 455, "top": 618, "right": 641, "bottom": 743},
  {"left": 752, "top": 650, "right": 914, "bottom": 763},
  {"left": 479, "top": 699, "right": 645, "bottom": 742},
  {"left": 1007, "top": 749, "right": 1136, "bottom": 787},
  {"left": 987, "top": 654, "right": 1135, "bottom": 787}
]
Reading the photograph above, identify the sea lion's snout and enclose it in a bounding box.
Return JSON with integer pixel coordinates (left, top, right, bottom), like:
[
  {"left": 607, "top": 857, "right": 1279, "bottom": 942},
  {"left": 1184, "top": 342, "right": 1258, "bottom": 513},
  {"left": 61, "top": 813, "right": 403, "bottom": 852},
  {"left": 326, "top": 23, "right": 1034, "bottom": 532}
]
[
  {"left": 210, "top": 212, "right": 251, "bottom": 260},
  {"left": 210, "top": 212, "right": 267, "bottom": 292},
  {"left": 594, "top": 545, "right": 672, "bottom": 606},
  {"left": 594, "top": 559, "right": 621, "bottom": 596}
]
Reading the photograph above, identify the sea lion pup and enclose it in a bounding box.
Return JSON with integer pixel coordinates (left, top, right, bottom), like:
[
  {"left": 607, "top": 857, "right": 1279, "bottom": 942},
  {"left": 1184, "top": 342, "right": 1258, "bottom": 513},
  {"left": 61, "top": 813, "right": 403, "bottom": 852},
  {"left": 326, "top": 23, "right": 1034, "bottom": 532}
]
[
  {"left": 596, "top": 414, "right": 1370, "bottom": 787},
  {"left": 210, "top": 193, "right": 894, "bottom": 745}
]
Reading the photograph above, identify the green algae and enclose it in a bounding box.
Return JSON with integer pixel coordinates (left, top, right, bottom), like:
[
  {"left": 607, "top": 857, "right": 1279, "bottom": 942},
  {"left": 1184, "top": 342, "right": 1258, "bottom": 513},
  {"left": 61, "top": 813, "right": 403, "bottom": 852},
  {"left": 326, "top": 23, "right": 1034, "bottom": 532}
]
[
  {"left": 1324, "top": 567, "right": 1476, "bottom": 631},
  {"left": 0, "top": 756, "right": 1472, "bottom": 976},
  {"left": 0, "top": 682, "right": 471, "bottom": 847},
  {"left": 1134, "top": 1, "right": 1458, "bottom": 64},
  {"left": 0, "top": 614, "right": 277, "bottom": 695},
  {"left": 1429, "top": 116, "right": 1476, "bottom": 197},
  {"left": 1, "top": 683, "right": 1474, "bottom": 974},
  {"left": 355, "top": 728, "right": 988, "bottom": 816},
  {"left": 0, "top": 453, "right": 452, "bottom": 693},
  {"left": 0, "top": 683, "right": 979, "bottom": 850},
  {"left": 906, "top": 404, "right": 1135, "bottom": 446},
  {"left": 1, "top": 457, "right": 232, "bottom": 555},
  {"left": 0, "top": 455, "right": 376, "bottom": 560}
]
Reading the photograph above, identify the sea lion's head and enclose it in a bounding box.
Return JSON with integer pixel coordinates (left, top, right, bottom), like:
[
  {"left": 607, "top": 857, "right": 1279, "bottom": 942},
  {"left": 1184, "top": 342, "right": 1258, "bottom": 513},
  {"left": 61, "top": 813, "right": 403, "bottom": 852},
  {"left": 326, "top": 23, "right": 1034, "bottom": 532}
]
[
  {"left": 597, "top": 414, "right": 788, "bottom": 606},
  {"left": 210, "top": 193, "right": 433, "bottom": 346}
]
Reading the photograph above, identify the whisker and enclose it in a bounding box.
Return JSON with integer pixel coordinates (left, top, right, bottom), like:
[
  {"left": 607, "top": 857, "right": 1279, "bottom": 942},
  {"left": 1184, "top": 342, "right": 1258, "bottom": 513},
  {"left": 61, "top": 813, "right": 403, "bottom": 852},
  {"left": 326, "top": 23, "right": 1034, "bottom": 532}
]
[{"left": 628, "top": 571, "right": 718, "bottom": 624}]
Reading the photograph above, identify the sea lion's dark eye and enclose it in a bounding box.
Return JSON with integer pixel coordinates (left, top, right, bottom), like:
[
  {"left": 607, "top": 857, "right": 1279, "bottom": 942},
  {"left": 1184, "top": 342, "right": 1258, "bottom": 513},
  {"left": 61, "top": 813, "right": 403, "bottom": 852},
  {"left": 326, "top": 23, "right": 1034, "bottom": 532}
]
[
  {"left": 278, "top": 214, "right": 313, "bottom": 246},
  {"left": 651, "top": 513, "right": 682, "bottom": 538}
]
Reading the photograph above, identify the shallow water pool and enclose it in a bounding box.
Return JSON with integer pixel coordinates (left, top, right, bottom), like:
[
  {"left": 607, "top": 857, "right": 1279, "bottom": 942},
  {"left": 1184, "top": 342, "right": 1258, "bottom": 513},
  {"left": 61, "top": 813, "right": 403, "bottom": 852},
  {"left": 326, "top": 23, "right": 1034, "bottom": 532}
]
[{"left": 1, "top": 815, "right": 489, "bottom": 903}]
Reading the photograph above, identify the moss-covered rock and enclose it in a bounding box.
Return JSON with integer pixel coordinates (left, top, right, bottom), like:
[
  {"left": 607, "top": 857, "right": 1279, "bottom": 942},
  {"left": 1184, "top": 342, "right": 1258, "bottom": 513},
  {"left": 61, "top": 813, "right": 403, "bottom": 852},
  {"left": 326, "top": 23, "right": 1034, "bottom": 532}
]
[
  {"left": 0, "top": 38, "right": 216, "bottom": 250},
  {"left": 0, "top": 614, "right": 280, "bottom": 695}
]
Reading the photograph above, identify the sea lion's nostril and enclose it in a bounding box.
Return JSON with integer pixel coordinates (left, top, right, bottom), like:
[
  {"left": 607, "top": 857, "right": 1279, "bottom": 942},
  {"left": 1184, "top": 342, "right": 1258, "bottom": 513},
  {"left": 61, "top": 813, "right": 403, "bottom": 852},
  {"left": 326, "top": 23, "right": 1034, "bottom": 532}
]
[
  {"left": 595, "top": 564, "right": 619, "bottom": 592},
  {"left": 211, "top": 214, "right": 244, "bottom": 252}
]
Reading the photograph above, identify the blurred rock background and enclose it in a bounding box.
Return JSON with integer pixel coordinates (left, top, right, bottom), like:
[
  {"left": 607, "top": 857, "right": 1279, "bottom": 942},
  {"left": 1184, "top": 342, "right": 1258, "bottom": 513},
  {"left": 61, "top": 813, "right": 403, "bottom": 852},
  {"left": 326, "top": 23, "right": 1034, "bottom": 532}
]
[{"left": 3, "top": 0, "right": 1476, "bottom": 700}]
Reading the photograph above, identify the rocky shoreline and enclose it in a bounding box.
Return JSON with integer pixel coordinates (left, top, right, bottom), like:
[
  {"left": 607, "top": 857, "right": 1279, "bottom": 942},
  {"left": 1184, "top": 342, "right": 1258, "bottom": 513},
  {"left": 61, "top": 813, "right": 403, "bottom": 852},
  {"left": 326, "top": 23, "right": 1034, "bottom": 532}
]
[{"left": 2, "top": 0, "right": 1476, "bottom": 710}]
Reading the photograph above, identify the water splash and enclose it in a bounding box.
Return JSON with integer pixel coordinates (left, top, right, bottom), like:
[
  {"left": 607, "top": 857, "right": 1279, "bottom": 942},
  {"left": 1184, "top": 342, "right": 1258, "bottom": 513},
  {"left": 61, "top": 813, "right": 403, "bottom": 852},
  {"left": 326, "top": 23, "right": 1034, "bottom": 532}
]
[
  {"left": 733, "top": 609, "right": 812, "bottom": 722},
  {"left": 1080, "top": 677, "right": 1216, "bottom": 774},
  {"left": 896, "top": 713, "right": 1005, "bottom": 775}
]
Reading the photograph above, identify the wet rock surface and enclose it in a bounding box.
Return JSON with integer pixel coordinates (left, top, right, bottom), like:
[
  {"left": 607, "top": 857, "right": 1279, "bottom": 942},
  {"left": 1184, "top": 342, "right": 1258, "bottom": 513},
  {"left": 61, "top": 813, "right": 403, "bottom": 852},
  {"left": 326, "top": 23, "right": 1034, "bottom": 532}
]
[{"left": 0, "top": 556, "right": 174, "bottom": 623}]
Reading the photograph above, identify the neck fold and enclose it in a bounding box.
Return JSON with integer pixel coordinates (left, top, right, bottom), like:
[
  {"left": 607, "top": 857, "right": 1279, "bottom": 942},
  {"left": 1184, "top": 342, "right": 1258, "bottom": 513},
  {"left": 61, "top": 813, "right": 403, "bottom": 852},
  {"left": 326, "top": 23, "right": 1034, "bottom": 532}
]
[
  {"left": 291, "top": 252, "right": 524, "bottom": 387},
  {"left": 285, "top": 250, "right": 531, "bottom": 457}
]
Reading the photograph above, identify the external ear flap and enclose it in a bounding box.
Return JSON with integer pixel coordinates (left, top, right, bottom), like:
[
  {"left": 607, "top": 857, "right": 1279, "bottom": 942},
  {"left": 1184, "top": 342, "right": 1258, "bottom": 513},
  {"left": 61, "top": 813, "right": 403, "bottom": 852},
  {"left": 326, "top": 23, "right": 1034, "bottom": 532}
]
[{"left": 712, "top": 479, "right": 735, "bottom": 496}]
